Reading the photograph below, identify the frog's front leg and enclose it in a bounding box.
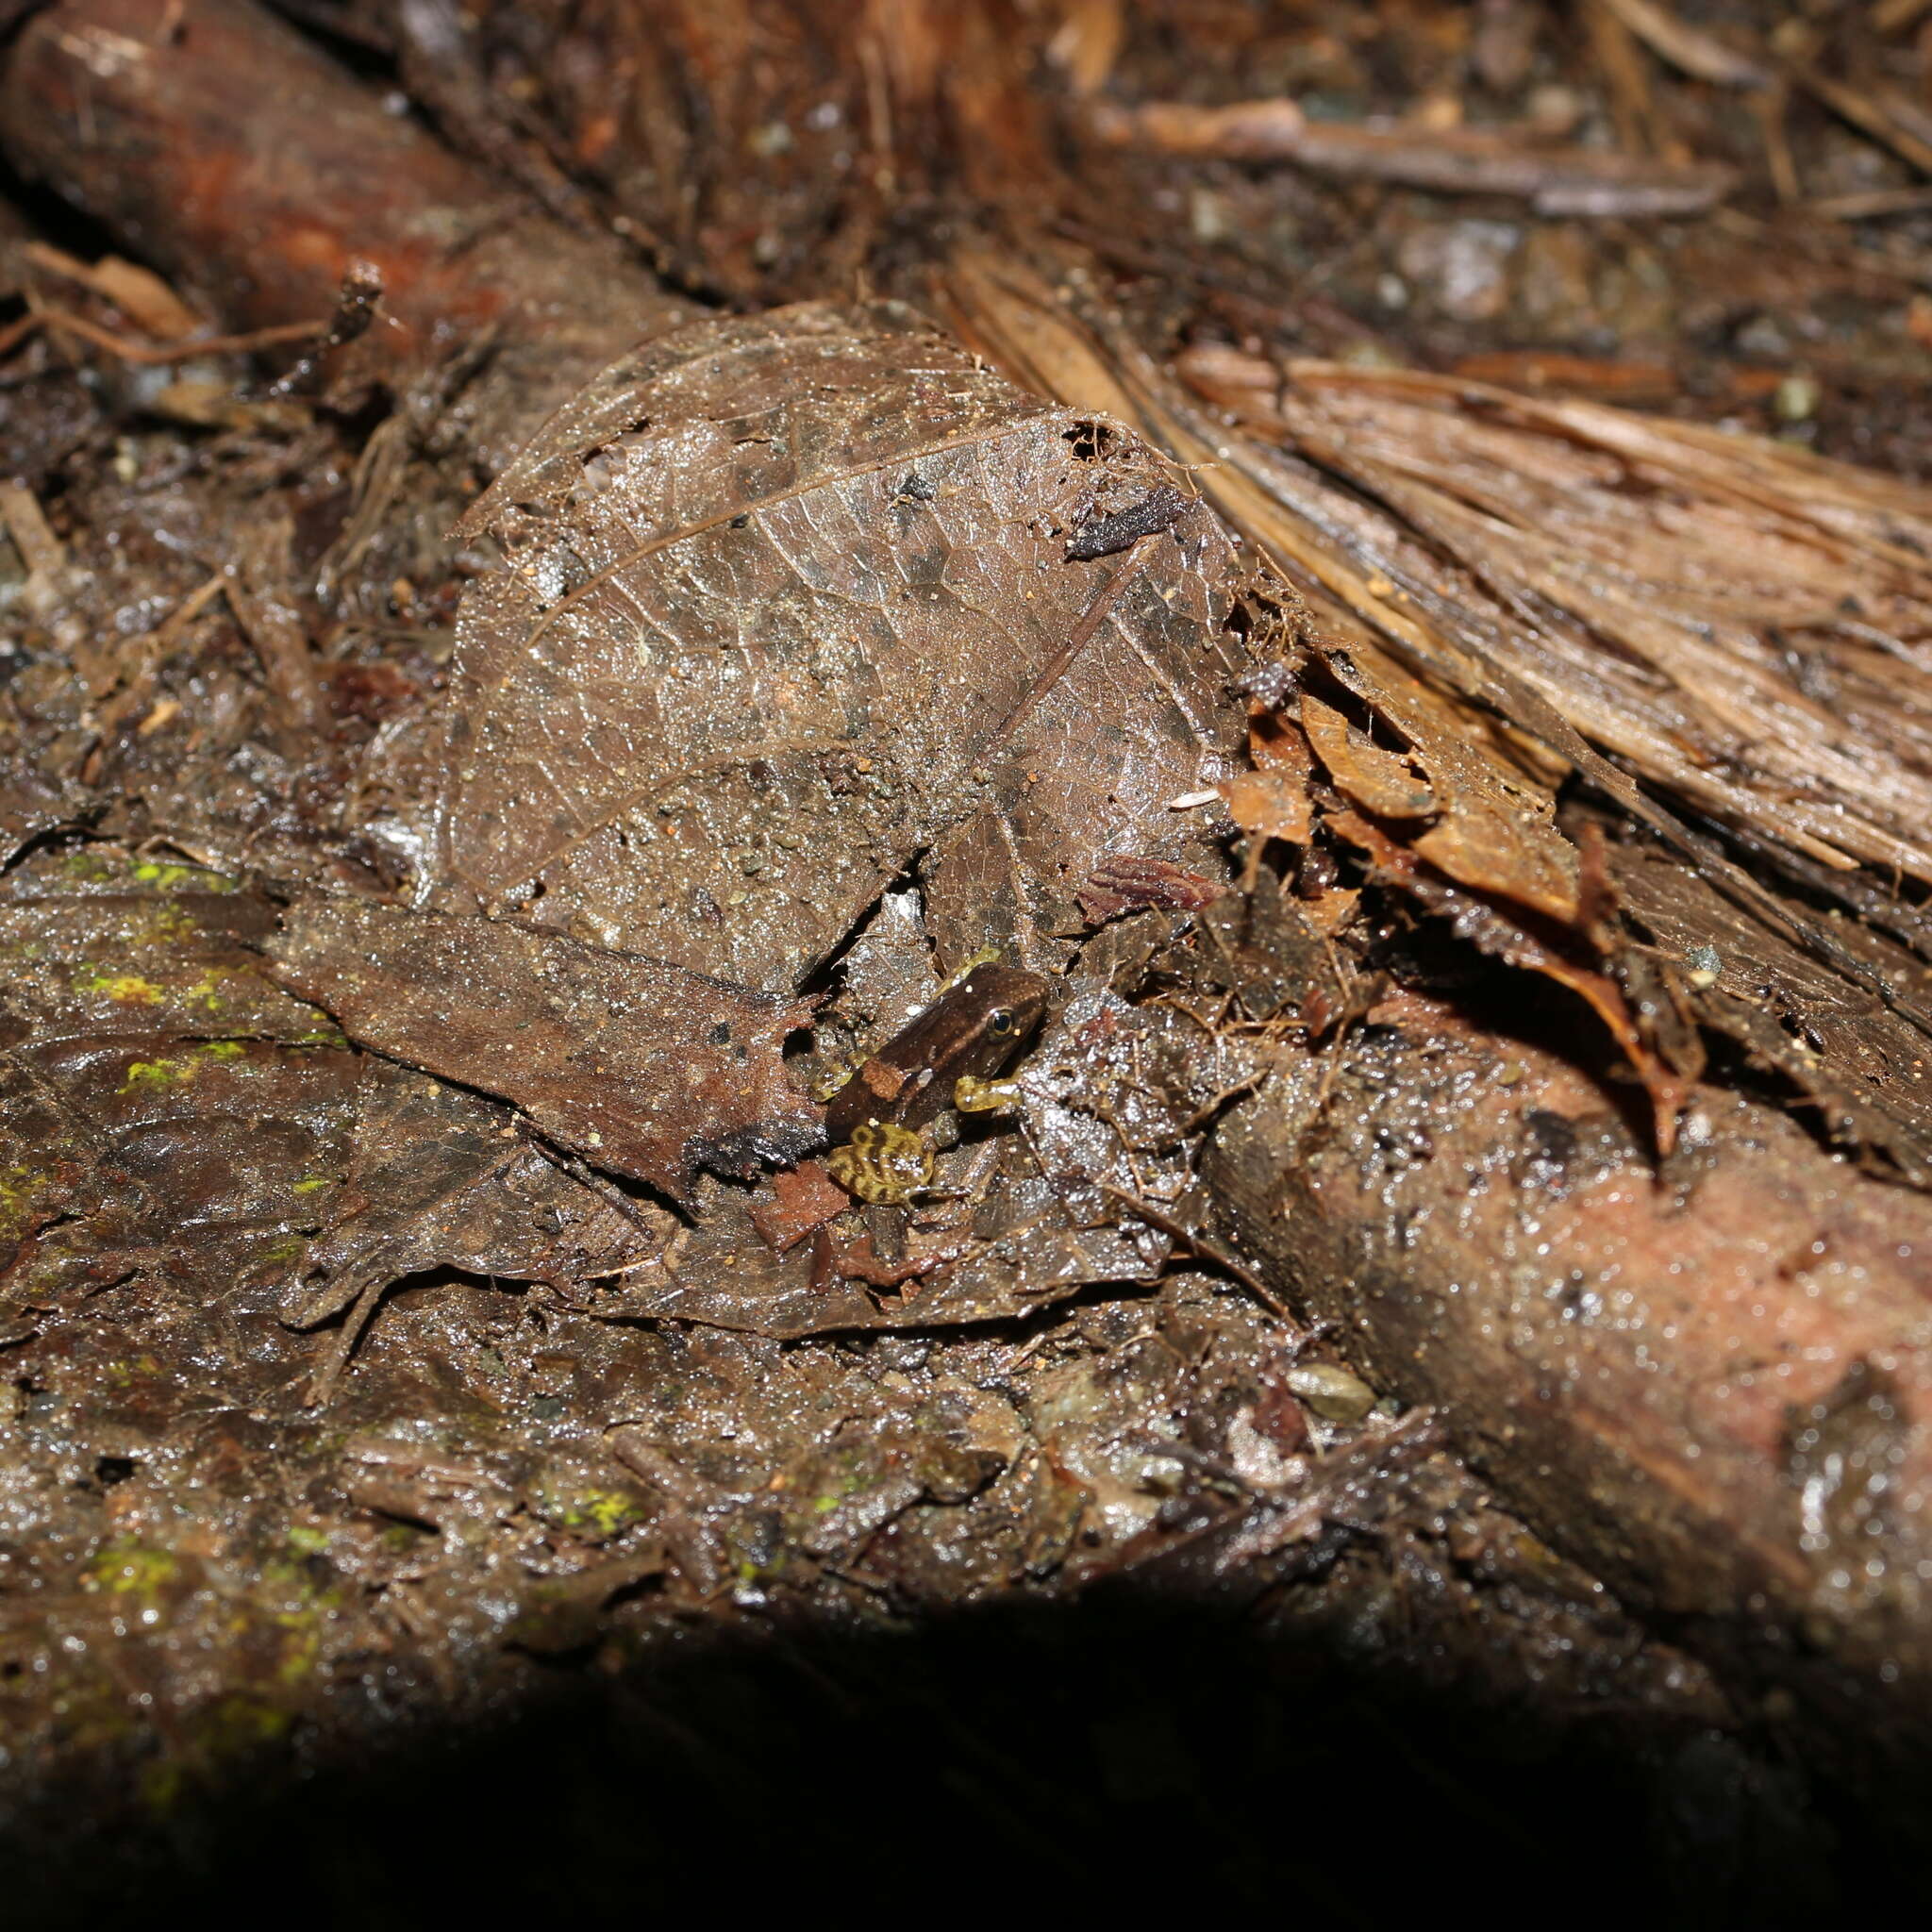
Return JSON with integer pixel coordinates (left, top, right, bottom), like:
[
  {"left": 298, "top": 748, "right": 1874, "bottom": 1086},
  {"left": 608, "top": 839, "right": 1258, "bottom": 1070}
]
[{"left": 953, "top": 1073, "right": 1024, "bottom": 1114}]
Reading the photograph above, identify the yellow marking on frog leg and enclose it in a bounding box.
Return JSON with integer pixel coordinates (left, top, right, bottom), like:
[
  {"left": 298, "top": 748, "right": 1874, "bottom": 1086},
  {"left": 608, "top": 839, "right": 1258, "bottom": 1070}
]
[
  {"left": 811, "top": 1062, "right": 856, "bottom": 1104},
  {"left": 825, "top": 1120, "right": 934, "bottom": 1206},
  {"left": 954, "top": 1074, "right": 1024, "bottom": 1114}
]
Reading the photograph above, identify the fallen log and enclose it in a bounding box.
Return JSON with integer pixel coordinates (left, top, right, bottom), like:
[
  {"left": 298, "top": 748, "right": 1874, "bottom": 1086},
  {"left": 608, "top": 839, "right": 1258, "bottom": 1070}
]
[
  {"left": 1210, "top": 983, "right": 1932, "bottom": 1782},
  {"left": 0, "top": 0, "right": 692, "bottom": 471}
]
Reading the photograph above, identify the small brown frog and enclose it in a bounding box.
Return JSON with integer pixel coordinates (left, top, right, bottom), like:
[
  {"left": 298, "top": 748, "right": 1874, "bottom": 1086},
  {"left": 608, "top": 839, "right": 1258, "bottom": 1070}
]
[{"left": 824, "top": 962, "right": 1050, "bottom": 1205}]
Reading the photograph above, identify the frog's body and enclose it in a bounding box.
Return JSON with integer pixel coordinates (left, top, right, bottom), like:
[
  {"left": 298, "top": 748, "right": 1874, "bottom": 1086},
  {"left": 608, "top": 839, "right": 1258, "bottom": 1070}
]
[{"left": 824, "top": 963, "right": 1049, "bottom": 1205}]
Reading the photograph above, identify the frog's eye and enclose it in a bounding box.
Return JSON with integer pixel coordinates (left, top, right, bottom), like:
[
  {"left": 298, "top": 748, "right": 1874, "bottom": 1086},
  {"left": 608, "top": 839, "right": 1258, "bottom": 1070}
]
[{"left": 987, "top": 1008, "right": 1016, "bottom": 1036}]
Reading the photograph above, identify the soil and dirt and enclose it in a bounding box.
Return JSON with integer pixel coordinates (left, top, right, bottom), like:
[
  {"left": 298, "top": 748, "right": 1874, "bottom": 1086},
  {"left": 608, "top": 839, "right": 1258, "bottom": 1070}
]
[{"left": 4, "top": 1, "right": 1932, "bottom": 1917}]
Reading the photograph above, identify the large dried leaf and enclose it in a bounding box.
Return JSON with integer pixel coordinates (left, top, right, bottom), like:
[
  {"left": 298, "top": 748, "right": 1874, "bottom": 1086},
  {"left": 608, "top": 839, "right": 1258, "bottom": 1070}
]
[
  {"left": 266, "top": 899, "right": 817, "bottom": 1205},
  {"left": 441, "top": 300, "right": 1248, "bottom": 988}
]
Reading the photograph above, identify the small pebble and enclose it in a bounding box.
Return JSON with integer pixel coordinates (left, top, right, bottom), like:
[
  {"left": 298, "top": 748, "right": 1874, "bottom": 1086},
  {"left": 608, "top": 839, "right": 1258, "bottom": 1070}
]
[{"left": 1286, "top": 1361, "right": 1377, "bottom": 1424}]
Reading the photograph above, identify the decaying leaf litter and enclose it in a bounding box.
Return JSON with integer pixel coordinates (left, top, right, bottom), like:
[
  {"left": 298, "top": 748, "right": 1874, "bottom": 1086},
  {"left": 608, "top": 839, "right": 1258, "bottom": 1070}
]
[{"left": 6, "top": 0, "right": 1932, "bottom": 1906}]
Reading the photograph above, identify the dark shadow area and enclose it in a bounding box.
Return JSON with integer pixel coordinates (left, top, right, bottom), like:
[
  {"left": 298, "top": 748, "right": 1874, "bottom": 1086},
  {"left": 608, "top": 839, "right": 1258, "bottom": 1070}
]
[{"left": 2, "top": 1585, "right": 1908, "bottom": 1930}]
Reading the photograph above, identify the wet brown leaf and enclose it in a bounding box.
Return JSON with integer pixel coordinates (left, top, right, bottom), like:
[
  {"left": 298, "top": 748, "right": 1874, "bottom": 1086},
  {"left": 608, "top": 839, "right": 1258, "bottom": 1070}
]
[
  {"left": 441, "top": 300, "right": 1248, "bottom": 988},
  {"left": 1197, "top": 872, "right": 1348, "bottom": 1027},
  {"left": 265, "top": 898, "right": 818, "bottom": 1205},
  {"left": 0, "top": 850, "right": 362, "bottom": 1322},
  {"left": 281, "top": 1059, "right": 664, "bottom": 1398}
]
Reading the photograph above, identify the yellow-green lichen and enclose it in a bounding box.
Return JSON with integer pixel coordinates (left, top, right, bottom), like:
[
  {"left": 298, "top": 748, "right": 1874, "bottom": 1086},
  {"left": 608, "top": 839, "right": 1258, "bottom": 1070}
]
[
  {"left": 567, "top": 1490, "right": 641, "bottom": 1537},
  {"left": 133, "top": 860, "right": 235, "bottom": 893},
  {"left": 134, "top": 904, "right": 199, "bottom": 946},
  {"left": 204, "top": 1693, "right": 294, "bottom": 1748},
  {"left": 116, "top": 1040, "right": 251, "bottom": 1093},
  {"left": 272, "top": 1611, "right": 325, "bottom": 1686},
  {"left": 84, "top": 1541, "right": 177, "bottom": 1603},
  {"left": 78, "top": 972, "right": 163, "bottom": 1005},
  {"left": 182, "top": 969, "right": 230, "bottom": 1014},
  {"left": 119, "top": 1055, "right": 192, "bottom": 1093},
  {"left": 0, "top": 1163, "right": 67, "bottom": 1241}
]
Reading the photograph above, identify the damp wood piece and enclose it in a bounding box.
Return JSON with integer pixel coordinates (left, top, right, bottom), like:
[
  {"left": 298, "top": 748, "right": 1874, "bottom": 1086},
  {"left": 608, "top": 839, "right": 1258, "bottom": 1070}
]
[
  {"left": 1176, "top": 345, "right": 1932, "bottom": 896},
  {"left": 1085, "top": 94, "right": 1739, "bottom": 215},
  {"left": 265, "top": 898, "right": 818, "bottom": 1205},
  {"left": 1196, "top": 871, "right": 1349, "bottom": 1027},
  {"left": 440, "top": 300, "right": 1249, "bottom": 990},
  {"left": 1607, "top": 832, "right": 1932, "bottom": 1186},
  {"left": 1207, "top": 984, "right": 1932, "bottom": 1771}
]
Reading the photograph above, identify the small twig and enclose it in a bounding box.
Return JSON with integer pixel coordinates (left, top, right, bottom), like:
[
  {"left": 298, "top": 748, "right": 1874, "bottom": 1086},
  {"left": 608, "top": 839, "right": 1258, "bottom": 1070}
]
[
  {"left": 1788, "top": 59, "right": 1932, "bottom": 178},
  {"left": 0, "top": 311, "right": 41, "bottom": 361},
  {"left": 1594, "top": 0, "right": 1772, "bottom": 88},
  {"left": 36, "top": 305, "right": 327, "bottom": 365},
  {"left": 1585, "top": 0, "right": 1667, "bottom": 160},
  {"left": 0, "top": 480, "right": 66, "bottom": 578},
  {"left": 1087, "top": 95, "right": 1737, "bottom": 216},
  {"left": 517, "top": 1122, "right": 665, "bottom": 1240},
  {"left": 1097, "top": 1180, "right": 1296, "bottom": 1324},
  {"left": 225, "top": 516, "right": 325, "bottom": 731},
  {"left": 985, "top": 532, "right": 1160, "bottom": 754},
  {"left": 1161, "top": 1071, "right": 1268, "bottom": 1147},
  {"left": 302, "top": 1276, "right": 390, "bottom": 1407},
  {"left": 1810, "top": 183, "right": 1932, "bottom": 219},
  {"left": 1874, "top": 0, "right": 1932, "bottom": 35}
]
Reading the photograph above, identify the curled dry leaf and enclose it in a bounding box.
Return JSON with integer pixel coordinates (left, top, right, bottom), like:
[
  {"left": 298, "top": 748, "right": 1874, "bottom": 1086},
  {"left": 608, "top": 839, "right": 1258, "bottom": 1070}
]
[
  {"left": 1298, "top": 691, "right": 1436, "bottom": 822},
  {"left": 1330, "top": 807, "right": 1692, "bottom": 1149},
  {"left": 1077, "top": 853, "right": 1221, "bottom": 924},
  {"left": 266, "top": 898, "right": 817, "bottom": 1206},
  {"left": 1217, "top": 703, "right": 1314, "bottom": 846},
  {"left": 1310, "top": 644, "right": 1580, "bottom": 924},
  {"left": 440, "top": 300, "right": 1249, "bottom": 990}
]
